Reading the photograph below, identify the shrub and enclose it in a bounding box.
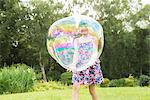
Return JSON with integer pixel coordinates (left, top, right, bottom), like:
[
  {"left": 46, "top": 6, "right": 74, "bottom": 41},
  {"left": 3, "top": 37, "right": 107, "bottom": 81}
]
[
  {"left": 100, "top": 78, "right": 110, "bottom": 87},
  {"left": 108, "top": 75, "right": 139, "bottom": 87},
  {"left": 124, "top": 78, "right": 137, "bottom": 87},
  {"left": 109, "top": 79, "right": 125, "bottom": 87},
  {"left": 0, "top": 64, "right": 36, "bottom": 94},
  {"left": 32, "top": 81, "right": 65, "bottom": 92},
  {"left": 139, "top": 75, "right": 150, "bottom": 86},
  {"left": 124, "top": 75, "right": 138, "bottom": 87},
  {"left": 60, "top": 72, "right": 72, "bottom": 85}
]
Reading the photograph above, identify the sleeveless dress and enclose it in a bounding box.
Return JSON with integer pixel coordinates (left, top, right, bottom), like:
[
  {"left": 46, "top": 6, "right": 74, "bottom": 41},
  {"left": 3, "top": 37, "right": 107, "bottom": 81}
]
[{"left": 72, "top": 59, "right": 104, "bottom": 85}]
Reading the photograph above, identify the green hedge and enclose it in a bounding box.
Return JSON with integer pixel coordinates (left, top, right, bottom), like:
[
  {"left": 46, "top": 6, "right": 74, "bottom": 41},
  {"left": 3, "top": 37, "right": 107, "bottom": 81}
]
[
  {"left": 109, "top": 79, "right": 125, "bottom": 87},
  {"left": 108, "top": 75, "right": 138, "bottom": 87},
  {"left": 0, "top": 64, "right": 36, "bottom": 94}
]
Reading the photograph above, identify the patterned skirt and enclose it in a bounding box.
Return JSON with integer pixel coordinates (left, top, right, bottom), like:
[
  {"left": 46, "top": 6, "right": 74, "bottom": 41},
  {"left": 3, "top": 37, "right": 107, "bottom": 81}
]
[{"left": 72, "top": 62, "right": 104, "bottom": 85}]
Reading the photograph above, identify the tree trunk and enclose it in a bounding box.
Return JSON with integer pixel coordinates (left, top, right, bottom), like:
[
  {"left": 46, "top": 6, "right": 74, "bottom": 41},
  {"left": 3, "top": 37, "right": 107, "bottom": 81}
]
[
  {"left": 39, "top": 51, "right": 47, "bottom": 82},
  {"left": 140, "top": 66, "right": 143, "bottom": 75},
  {"left": 40, "top": 65, "right": 47, "bottom": 82}
]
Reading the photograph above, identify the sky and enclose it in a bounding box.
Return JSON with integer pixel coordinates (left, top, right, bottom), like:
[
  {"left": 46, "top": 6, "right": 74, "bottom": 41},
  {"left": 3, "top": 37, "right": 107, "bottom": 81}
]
[{"left": 141, "top": 0, "right": 150, "bottom": 5}]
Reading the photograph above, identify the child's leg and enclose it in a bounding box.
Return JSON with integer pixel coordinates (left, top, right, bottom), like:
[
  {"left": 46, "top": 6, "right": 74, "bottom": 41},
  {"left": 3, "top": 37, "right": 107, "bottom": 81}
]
[
  {"left": 72, "top": 83, "right": 80, "bottom": 100},
  {"left": 89, "top": 84, "right": 98, "bottom": 100}
]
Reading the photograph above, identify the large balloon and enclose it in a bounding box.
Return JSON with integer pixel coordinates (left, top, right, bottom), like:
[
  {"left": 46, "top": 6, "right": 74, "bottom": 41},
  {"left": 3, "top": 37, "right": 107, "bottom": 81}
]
[{"left": 47, "top": 15, "right": 104, "bottom": 72}]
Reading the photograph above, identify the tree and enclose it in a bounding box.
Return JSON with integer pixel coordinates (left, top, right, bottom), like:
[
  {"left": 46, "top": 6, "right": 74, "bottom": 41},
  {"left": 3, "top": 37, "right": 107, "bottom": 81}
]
[
  {"left": 0, "top": 0, "right": 31, "bottom": 66},
  {"left": 26, "top": 0, "right": 68, "bottom": 81}
]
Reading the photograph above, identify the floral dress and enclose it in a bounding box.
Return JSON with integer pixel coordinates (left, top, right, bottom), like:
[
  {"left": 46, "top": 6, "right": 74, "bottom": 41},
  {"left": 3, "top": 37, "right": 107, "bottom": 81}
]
[{"left": 72, "top": 60, "right": 104, "bottom": 85}]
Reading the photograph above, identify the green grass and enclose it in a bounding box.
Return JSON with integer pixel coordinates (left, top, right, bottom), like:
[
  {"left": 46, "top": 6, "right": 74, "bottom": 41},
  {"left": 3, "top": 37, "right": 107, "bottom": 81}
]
[{"left": 0, "top": 87, "right": 149, "bottom": 100}]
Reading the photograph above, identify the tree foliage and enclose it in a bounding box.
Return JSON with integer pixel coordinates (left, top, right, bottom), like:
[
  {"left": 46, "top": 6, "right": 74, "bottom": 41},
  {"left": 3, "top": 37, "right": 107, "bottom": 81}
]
[{"left": 0, "top": 0, "right": 149, "bottom": 80}]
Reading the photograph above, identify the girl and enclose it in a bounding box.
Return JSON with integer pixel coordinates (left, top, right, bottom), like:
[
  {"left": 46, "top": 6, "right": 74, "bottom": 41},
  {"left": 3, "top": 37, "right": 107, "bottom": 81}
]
[{"left": 72, "top": 59, "right": 104, "bottom": 100}]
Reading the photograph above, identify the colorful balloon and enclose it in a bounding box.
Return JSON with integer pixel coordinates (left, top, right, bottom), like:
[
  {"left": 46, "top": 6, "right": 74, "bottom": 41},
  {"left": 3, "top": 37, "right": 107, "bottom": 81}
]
[{"left": 47, "top": 15, "right": 104, "bottom": 72}]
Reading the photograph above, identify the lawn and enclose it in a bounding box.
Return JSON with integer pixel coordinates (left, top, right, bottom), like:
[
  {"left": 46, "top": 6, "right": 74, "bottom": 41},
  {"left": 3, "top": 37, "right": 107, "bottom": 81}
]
[{"left": 0, "top": 87, "right": 149, "bottom": 100}]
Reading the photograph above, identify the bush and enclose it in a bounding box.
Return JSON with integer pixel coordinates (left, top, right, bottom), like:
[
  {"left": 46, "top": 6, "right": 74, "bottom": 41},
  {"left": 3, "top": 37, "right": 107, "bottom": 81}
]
[
  {"left": 60, "top": 72, "right": 72, "bottom": 85},
  {"left": 0, "top": 64, "right": 36, "bottom": 94},
  {"left": 108, "top": 75, "right": 139, "bottom": 87},
  {"left": 109, "top": 79, "right": 125, "bottom": 87},
  {"left": 139, "top": 75, "right": 150, "bottom": 86},
  {"left": 100, "top": 78, "right": 110, "bottom": 87},
  {"left": 32, "top": 81, "right": 65, "bottom": 92},
  {"left": 124, "top": 75, "right": 138, "bottom": 87}
]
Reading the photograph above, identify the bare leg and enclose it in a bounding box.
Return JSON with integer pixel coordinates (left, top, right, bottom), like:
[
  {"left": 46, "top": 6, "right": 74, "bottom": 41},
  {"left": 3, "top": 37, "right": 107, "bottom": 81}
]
[
  {"left": 89, "top": 84, "right": 98, "bottom": 100},
  {"left": 72, "top": 83, "right": 80, "bottom": 100}
]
